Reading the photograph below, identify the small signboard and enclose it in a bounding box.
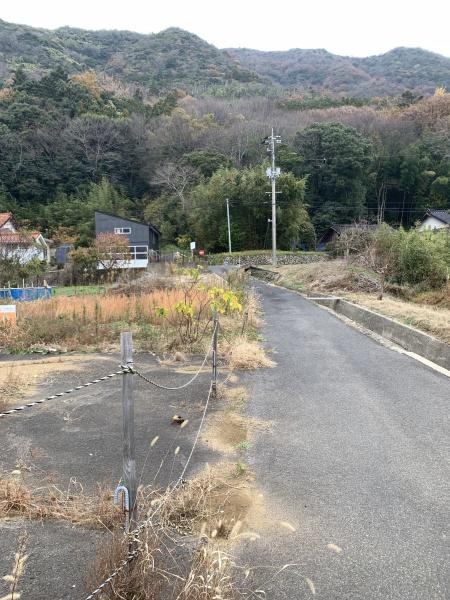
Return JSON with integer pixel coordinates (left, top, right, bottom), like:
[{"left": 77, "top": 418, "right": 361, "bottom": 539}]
[
  {"left": 0, "top": 305, "right": 16, "bottom": 324},
  {"left": 190, "top": 241, "right": 196, "bottom": 250}
]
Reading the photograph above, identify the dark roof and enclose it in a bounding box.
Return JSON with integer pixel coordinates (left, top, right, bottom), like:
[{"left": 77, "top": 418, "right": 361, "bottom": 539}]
[
  {"left": 317, "top": 222, "right": 378, "bottom": 246},
  {"left": 425, "top": 209, "right": 450, "bottom": 225},
  {"left": 329, "top": 223, "right": 378, "bottom": 234},
  {"left": 94, "top": 211, "right": 161, "bottom": 235}
]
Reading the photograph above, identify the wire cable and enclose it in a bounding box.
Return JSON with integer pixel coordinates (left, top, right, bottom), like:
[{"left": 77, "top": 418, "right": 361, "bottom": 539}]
[{"left": 132, "top": 324, "right": 217, "bottom": 391}]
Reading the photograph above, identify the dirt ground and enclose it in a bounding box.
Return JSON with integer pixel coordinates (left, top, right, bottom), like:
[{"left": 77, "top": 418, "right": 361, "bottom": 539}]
[
  {"left": 0, "top": 350, "right": 274, "bottom": 600},
  {"left": 0, "top": 352, "right": 219, "bottom": 600}
]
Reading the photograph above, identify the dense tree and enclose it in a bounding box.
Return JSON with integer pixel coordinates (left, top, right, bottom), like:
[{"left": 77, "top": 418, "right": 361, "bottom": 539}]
[
  {"left": 0, "top": 60, "right": 449, "bottom": 251},
  {"left": 187, "top": 166, "right": 311, "bottom": 251},
  {"left": 294, "top": 122, "right": 374, "bottom": 234}
]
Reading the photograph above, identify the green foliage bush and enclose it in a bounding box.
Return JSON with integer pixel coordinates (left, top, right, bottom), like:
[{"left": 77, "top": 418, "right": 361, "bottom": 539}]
[{"left": 394, "top": 229, "right": 450, "bottom": 289}]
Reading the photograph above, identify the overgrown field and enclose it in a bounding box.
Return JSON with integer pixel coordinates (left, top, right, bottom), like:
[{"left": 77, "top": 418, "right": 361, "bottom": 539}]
[{"left": 0, "top": 268, "right": 259, "bottom": 355}]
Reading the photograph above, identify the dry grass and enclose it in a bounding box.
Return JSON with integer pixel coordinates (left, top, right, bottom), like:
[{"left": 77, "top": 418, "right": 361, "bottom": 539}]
[
  {"left": 176, "top": 544, "right": 238, "bottom": 600},
  {"left": 157, "top": 463, "right": 260, "bottom": 538},
  {"left": 0, "top": 271, "right": 258, "bottom": 354},
  {"left": 86, "top": 528, "right": 237, "bottom": 600},
  {"left": 221, "top": 336, "right": 275, "bottom": 370},
  {"left": 346, "top": 292, "right": 450, "bottom": 343},
  {"left": 277, "top": 260, "right": 379, "bottom": 293},
  {"left": 0, "top": 533, "right": 28, "bottom": 600},
  {"left": 85, "top": 530, "right": 165, "bottom": 600},
  {"left": 86, "top": 464, "right": 264, "bottom": 599},
  {"left": 413, "top": 283, "right": 450, "bottom": 310},
  {"left": 0, "top": 477, "right": 121, "bottom": 530},
  {"left": 275, "top": 260, "right": 450, "bottom": 344}
]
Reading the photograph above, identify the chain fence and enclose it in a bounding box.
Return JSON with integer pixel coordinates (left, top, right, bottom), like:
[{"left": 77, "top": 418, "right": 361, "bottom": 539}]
[
  {"left": 0, "top": 369, "right": 125, "bottom": 419},
  {"left": 1, "top": 314, "right": 220, "bottom": 600}
]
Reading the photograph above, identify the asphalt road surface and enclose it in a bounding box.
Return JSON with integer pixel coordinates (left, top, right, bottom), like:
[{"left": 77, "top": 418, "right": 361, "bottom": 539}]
[{"left": 241, "top": 280, "right": 449, "bottom": 600}]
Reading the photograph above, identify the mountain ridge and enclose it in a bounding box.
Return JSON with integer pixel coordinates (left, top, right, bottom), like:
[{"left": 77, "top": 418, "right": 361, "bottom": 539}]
[
  {"left": 226, "top": 45, "right": 450, "bottom": 95},
  {"left": 0, "top": 19, "right": 449, "bottom": 96}
]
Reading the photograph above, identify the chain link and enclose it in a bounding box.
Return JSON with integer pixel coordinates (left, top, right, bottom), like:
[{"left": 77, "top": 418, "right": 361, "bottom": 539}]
[
  {"left": 132, "top": 324, "right": 217, "bottom": 391},
  {"left": 0, "top": 368, "right": 126, "bottom": 419},
  {"left": 83, "top": 548, "right": 140, "bottom": 600}
]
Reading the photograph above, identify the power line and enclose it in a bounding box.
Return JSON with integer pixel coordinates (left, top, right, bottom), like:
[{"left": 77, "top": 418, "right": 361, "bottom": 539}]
[{"left": 226, "top": 200, "right": 433, "bottom": 212}]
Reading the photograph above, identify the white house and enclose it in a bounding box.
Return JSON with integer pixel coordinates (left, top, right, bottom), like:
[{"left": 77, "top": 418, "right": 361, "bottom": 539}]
[
  {"left": 418, "top": 209, "right": 450, "bottom": 231},
  {"left": 0, "top": 212, "right": 50, "bottom": 263}
]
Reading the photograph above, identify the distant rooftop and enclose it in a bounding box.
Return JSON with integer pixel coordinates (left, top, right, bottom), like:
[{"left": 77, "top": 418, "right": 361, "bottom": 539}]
[
  {"left": 0, "top": 212, "right": 13, "bottom": 228},
  {"left": 426, "top": 209, "right": 450, "bottom": 224}
]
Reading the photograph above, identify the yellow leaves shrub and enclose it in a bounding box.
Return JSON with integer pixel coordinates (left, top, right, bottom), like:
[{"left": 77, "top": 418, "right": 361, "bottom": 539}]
[{"left": 207, "top": 287, "right": 243, "bottom": 314}]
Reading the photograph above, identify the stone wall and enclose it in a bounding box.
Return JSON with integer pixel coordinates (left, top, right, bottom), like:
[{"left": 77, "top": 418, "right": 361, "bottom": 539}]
[
  {"left": 223, "top": 253, "right": 327, "bottom": 266},
  {"left": 247, "top": 266, "right": 281, "bottom": 282}
]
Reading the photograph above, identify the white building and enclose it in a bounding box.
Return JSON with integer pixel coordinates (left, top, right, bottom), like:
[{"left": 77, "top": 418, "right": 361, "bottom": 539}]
[
  {"left": 418, "top": 209, "right": 450, "bottom": 232},
  {"left": 0, "top": 213, "right": 50, "bottom": 263}
]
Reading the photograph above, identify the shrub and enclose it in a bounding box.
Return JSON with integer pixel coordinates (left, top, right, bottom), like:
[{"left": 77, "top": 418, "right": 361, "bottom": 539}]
[{"left": 394, "top": 229, "right": 449, "bottom": 289}]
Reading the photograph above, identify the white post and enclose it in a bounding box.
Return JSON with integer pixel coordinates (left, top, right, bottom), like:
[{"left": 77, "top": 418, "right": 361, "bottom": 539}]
[{"left": 226, "top": 198, "right": 232, "bottom": 255}]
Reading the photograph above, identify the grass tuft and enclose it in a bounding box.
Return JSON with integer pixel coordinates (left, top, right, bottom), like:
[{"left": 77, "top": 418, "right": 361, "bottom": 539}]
[
  {"left": 221, "top": 336, "right": 275, "bottom": 370},
  {"left": 0, "top": 477, "right": 121, "bottom": 529}
]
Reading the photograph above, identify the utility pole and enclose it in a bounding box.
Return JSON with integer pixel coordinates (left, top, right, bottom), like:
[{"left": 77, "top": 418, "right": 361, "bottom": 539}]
[
  {"left": 265, "top": 129, "right": 281, "bottom": 267},
  {"left": 226, "top": 198, "right": 232, "bottom": 254}
]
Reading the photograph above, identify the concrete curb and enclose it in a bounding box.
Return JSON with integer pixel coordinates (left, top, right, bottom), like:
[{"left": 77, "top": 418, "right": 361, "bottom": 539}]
[
  {"left": 249, "top": 265, "right": 450, "bottom": 372},
  {"left": 311, "top": 296, "right": 450, "bottom": 371}
]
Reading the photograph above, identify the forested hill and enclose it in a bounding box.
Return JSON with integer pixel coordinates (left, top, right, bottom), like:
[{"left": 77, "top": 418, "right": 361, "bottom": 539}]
[
  {"left": 0, "top": 18, "right": 449, "bottom": 254},
  {"left": 226, "top": 47, "right": 450, "bottom": 96},
  {"left": 1, "top": 18, "right": 450, "bottom": 96},
  {"left": 0, "top": 20, "right": 259, "bottom": 92}
]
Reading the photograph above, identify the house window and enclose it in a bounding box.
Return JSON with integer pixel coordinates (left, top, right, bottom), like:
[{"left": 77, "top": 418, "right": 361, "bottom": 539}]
[
  {"left": 114, "top": 227, "right": 131, "bottom": 235},
  {"left": 129, "top": 246, "right": 148, "bottom": 260}
]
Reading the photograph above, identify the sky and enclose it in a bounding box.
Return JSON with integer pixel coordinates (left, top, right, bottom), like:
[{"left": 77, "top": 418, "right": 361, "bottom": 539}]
[{"left": 1, "top": 0, "right": 449, "bottom": 57}]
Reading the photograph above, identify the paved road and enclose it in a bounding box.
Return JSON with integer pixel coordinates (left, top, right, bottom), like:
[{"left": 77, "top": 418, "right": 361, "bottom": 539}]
[{"left": 241, "top": 281, "right": 449, "bottom": 599}]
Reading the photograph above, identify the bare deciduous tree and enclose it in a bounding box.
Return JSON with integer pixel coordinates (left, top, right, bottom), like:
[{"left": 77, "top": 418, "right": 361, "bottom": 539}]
[
  {"left": 65, "top": 116, "right": 122, "bottom": 179},
  {"left": 358, "top": 225, "right": 397, "bottom": 300},
  {"left": 152, "top": 162, "right": 198, "bottom": 211},
  {"left": 336, "top": 222, "right": 375, "bottom": 264},
  {"left": 94, "top": 232, "right": 131, "bottom": 277}
]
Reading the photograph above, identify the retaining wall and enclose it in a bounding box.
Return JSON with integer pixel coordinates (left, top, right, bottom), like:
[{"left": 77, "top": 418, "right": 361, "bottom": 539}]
[
  {"left": 247, "top": 266, "right": 281, "bottom": 282},
  {"left": 313, "top": 297, "right": 450, "bottom": 371},
  {"left": 224, "top": 253, "right": 327, "bottom": 266}
]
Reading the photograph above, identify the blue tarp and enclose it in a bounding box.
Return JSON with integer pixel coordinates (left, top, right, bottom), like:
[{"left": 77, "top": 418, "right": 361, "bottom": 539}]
[{"left": 0, "top": 287, "right": 52, "bottom": 301}]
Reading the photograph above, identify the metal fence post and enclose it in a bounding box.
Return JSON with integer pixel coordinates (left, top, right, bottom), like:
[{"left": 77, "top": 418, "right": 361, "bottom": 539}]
[
  {"left": 120, "top": 331, "right": 137, "bottom": 534},
  {"left": 212, "top": 306, "right": 218, "bottom": 393}
]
